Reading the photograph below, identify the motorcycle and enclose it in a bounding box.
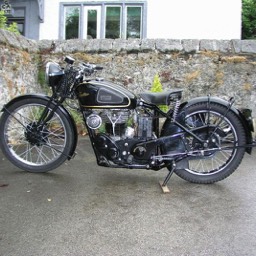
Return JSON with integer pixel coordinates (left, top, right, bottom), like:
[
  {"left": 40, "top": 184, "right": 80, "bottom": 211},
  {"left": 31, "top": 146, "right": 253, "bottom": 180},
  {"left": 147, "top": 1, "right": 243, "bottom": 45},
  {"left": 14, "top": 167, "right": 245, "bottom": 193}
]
[{"left": 0, "top": 56, "right": 254, "bottom": 188}]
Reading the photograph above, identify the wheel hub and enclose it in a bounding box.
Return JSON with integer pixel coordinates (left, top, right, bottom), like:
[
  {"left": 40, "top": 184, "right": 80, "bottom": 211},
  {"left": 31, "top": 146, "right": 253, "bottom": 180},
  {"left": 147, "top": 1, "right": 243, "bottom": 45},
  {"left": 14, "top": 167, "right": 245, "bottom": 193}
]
[
  {"left": 25, "top": 122, "right": 48, "bottom": 146},
  {"left": 192, "top": 131, "right": 221, "bottom": 157}
]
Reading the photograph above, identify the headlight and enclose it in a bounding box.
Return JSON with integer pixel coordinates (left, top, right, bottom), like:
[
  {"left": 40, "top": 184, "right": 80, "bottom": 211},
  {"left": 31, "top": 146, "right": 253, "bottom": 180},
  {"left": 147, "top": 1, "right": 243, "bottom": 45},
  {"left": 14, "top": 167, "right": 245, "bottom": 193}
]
[
  {"left": 45, "top": 62, "right": 51, "bottom": 85},
  {"left": 45, "top": 62, "right": 64, "bottom": 87}
]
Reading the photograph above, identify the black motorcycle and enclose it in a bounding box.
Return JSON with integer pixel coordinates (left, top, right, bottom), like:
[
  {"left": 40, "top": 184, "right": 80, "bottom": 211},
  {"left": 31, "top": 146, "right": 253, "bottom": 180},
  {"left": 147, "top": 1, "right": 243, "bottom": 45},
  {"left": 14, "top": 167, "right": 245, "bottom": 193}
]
[{"left": 0, "top": 56, "right": 254, "bottom": 188}]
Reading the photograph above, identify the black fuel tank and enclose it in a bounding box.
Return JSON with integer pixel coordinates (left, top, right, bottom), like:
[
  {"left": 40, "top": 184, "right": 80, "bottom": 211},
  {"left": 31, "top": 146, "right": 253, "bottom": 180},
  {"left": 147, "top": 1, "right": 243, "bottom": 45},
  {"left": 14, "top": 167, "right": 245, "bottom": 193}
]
[{"left": 76, "top": 79, "right": 137, "bottom": 109}]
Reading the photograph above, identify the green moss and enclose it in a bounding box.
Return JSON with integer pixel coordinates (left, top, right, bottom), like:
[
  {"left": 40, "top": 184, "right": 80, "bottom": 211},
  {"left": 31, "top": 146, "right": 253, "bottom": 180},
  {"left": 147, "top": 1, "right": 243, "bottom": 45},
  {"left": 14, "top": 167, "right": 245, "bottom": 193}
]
[
  {"left": 38, "top": 68, "right": 45, "bottom": 86},
  {"left": 36, "top": 55, "right": 50, "bottom": 94}
]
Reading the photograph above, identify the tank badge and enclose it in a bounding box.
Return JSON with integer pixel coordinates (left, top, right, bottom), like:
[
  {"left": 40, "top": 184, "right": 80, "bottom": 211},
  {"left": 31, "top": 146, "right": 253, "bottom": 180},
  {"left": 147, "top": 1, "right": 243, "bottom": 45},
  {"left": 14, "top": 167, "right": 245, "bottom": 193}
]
[{"left": 79, "top": 92, "right": 90, "bottom": 97}]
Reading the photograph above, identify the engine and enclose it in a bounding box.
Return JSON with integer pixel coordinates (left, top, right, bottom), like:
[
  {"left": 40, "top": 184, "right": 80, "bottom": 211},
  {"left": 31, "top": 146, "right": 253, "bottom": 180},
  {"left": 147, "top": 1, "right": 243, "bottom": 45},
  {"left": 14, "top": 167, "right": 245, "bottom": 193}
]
[
  {"left": 86, "top": 109, "right": 154, "bottom": 140},
  {"left": 85, "top": 108, "right": 157, "bottom": 166}
]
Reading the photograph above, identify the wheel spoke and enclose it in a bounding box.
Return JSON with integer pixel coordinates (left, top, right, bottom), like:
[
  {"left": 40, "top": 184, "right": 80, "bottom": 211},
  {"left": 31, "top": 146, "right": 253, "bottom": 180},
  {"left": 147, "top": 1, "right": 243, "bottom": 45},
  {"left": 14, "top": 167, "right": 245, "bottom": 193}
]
[
  {"left": 185, "top": 109, "right": 238, "bottom": 175},
  {"left": 3, "top": 103, "right": 67, "bottom": 168},
  {"left": 35, "top": 145, "right": 53, "bottom": 164},
  {"left": 164, "top": 103, "right": 246, "bottom": 183}
]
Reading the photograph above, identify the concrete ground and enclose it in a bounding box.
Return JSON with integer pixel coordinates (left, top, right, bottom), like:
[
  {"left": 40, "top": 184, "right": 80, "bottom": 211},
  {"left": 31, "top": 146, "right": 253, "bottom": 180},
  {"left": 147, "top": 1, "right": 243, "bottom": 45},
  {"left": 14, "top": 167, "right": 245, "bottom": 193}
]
[{"left": 0, "top": 137, "right": 256, "bottom": 256}]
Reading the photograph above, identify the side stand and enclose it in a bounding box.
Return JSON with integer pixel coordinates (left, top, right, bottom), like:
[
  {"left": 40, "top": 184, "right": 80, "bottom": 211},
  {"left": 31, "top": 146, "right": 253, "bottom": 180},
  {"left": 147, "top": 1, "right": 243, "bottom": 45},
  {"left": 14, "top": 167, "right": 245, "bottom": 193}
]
[{"left": 159, "top": 162, "right": 176, "bottom": 193}]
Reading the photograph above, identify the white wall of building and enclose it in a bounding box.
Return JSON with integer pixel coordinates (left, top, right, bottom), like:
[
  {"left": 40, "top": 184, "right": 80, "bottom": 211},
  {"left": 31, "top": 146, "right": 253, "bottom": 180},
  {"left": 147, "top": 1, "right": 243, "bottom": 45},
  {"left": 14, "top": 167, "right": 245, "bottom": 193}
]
[
  {"left": 39, "top": 0, "right": 60, "bottom": 40},
  {"left": 39, "top": 0, "right": 242, "bottom": 40},
  {"left": 147, "top": 0, "right": 242, "bottom": 39}
]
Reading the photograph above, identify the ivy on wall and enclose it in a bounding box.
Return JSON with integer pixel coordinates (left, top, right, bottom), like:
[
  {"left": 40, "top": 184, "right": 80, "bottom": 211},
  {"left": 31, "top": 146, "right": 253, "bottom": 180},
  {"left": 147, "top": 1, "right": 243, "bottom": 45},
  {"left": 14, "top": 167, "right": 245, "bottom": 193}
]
[{"left": 0, "top": 10, "right": 20, "bottom": 34}]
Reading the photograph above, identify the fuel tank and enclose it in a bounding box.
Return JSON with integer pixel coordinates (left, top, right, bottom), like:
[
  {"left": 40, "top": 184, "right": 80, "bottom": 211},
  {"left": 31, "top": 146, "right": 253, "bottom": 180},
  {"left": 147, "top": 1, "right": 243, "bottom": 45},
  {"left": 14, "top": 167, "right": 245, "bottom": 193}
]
[{"left": 75, "top": 79, "right": 137, "bottom": 109}]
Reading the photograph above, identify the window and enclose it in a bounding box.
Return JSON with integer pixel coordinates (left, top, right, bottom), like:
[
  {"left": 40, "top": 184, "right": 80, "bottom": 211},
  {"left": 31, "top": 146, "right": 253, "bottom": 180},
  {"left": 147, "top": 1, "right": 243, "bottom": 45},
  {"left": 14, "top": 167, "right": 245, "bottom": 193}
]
[
  {"left": 126, "top": 6, "right": 142, "bottom": 38},
  {"left": 105, "top": 6, "right": 121, "bottom": 39},
  {"left": 64, "top": 6, "right": 80, "bottom": 40},
  {"left": 84, "top": 6, "right": 101, "bottom": 39},
  {"left": 60, "top": 2, "right": 146, "bottom": 40},
  {"left": 6, "top": 7, "right": 25, "bottom": 36}
]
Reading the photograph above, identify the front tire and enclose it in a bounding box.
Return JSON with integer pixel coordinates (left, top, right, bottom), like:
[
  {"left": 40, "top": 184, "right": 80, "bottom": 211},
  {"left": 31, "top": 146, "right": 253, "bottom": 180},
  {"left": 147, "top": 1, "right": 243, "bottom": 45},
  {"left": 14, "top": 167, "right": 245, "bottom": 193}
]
[
  {"left": 0, "top": 97, "right": 75, "bottom": 172},
  {"left": 162, "top": 102, "right": 246, "bottom": 184}
]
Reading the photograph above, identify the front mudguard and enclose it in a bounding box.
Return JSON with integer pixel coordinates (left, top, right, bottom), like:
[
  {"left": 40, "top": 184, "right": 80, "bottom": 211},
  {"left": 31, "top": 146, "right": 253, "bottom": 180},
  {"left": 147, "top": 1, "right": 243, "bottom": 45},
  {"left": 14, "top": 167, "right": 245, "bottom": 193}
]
[
  {"left": 162, "top": 96, "right": 253, "bottom": 154},
  {"left": 1, "top": 94, "right": 78, "bottom": 159}
]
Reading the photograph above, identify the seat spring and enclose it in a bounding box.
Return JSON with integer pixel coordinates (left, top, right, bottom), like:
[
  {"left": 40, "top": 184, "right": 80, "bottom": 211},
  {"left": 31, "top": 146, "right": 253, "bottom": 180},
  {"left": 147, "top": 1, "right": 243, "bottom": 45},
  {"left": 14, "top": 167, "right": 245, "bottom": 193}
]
[{"left": 172, "top": 100, "right": 181, "bottom": 121}]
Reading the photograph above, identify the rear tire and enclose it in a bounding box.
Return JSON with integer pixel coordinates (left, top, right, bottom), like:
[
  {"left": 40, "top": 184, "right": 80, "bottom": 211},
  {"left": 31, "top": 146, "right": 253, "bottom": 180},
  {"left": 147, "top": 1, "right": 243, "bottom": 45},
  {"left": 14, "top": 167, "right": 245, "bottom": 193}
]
[
  {"left": 0, "top": 97, "right": 75, "bottom": 172},
  {"left": 162, "top": 102, "right": 246, "bottom": 184}
]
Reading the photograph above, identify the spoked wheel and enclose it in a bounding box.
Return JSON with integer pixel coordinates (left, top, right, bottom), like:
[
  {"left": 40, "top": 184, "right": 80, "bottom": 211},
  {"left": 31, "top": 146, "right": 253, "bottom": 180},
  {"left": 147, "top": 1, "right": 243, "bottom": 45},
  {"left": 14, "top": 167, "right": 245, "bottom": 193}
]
[
  {"left": 0, "top": 97, "right": 75, "bottom": 172},
  {"left": 163, "top": 102, "right": 246, "bottom": 184}
]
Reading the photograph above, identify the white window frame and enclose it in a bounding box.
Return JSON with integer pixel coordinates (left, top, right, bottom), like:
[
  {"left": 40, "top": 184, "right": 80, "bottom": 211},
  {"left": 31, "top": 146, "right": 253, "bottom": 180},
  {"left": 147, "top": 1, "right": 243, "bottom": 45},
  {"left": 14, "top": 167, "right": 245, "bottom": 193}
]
[
  {"left": 83, "top": 6, "right": 101, "bottom": 39},
  {"left": 59, "top": 1, "right": 147, "bottom": 40}
]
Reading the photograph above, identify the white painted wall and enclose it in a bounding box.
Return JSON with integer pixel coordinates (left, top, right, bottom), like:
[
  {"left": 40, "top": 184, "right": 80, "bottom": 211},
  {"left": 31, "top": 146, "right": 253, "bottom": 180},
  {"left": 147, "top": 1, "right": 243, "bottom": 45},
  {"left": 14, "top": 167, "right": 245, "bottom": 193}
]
[
  {"left": 39, "top": 0, "right": 242, "bottom": 40},
  {"left": 39, "top": 0, "right": 60, "bottom": 40},
  {"left": 147, "top": 0, "right": 242, "bottom": 39}
]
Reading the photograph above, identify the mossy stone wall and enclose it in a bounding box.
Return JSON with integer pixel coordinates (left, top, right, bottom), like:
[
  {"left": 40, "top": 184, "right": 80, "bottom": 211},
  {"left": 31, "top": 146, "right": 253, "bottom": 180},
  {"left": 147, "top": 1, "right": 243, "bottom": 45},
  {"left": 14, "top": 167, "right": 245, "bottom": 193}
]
[{"left": 1, "top": 29, "right": 256, "bottom": 116}]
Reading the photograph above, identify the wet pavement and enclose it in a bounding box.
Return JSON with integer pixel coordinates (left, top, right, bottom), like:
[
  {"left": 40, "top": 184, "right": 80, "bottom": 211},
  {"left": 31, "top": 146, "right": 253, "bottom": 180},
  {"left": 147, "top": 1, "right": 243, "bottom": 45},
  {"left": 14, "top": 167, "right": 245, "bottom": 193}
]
[{"left": 1, "top": 137, "right": 256, "bottom": 256}]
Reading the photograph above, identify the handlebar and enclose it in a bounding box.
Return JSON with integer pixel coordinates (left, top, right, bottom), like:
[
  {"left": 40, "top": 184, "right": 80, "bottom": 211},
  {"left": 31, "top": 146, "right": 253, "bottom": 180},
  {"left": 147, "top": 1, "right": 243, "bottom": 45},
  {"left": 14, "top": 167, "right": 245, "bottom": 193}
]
[{"left": 64, "top": 56, "right": 103, "bottom": 77}]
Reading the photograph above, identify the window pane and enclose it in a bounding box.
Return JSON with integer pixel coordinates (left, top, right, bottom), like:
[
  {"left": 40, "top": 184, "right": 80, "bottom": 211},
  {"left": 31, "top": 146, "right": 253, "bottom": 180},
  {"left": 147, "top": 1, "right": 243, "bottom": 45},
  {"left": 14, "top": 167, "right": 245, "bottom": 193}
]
[
  {"left": 65, "top": 7, "right": 80, "bottom": 39},
  {"left": 87, "top": 10, "right": 97, "bottom": 39},
  {"left": 127, "top": 7, "right": 141, "bottom": 39},
  {"left": 17, "top": 23, "right": 24, "bottom": 35},
  {"left": 13, "top": 7, "right": 25, "bottom": 17},
  {"left": 6, "top": 7, "right": 25, "bottom": 36},
  {"left": 105, "top": 6, "right": 121, "bottom": 39}
]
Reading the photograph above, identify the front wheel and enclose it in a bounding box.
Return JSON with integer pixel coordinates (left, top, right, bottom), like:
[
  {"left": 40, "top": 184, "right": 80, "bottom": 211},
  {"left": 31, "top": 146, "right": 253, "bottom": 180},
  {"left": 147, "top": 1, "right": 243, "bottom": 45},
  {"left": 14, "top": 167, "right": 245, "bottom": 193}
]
[
  {"left": 162, "top": 102, "right": 246, "bottom": 184},
  {"left": 0, "top": 97, "right": 75, "bottom": 172}
]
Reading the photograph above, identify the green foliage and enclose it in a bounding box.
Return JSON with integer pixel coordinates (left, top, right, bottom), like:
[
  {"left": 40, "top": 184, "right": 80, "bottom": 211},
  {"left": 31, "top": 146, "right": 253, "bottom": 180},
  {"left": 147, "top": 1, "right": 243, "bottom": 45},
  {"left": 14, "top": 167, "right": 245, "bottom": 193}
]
[
  {"left": 151, "top": 74, "right": 163, "bottom": 92},
  {"left": 0, "top": 10, "right": 20, "bottom": 34},
  {"left": 7, "top": 22, "right": 20, "bottom": 34},
  {"left": 0, "top": 10, "right": 7, "bottom": 28},
  {"left": 242, "top": 0, "right": 256, "bottom": 39},
  {"left": 151, "top": 74, "right": 168, "bottom": 113}
]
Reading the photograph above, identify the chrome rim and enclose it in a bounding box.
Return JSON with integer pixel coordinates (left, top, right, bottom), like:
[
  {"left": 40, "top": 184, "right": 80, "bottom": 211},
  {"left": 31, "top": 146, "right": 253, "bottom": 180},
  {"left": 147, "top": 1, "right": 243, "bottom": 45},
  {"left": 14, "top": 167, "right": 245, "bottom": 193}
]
[
  {"left": 4, "top": 103, "right": 67, "bottom": 166},
  {"left": 184, "top": 110, "right": 238, "bottom": 175}
]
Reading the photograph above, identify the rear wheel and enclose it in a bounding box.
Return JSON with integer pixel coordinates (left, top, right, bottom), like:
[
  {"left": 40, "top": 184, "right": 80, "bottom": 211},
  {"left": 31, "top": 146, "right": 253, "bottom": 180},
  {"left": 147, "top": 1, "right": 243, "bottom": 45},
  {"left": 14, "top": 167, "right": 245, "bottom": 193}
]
[
  {"left": 162, "top": 102, "right": 246, "bottom": 184},
  {"left": 0, "top": 97, "right": 75, "bottom": 172}
]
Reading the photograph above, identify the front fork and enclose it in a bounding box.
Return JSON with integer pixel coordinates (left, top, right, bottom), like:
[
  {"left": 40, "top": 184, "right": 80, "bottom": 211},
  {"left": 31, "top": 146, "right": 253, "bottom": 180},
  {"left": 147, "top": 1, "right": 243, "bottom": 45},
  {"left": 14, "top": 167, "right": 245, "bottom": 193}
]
[{"left": 37, "top": 96, "right": 65, "bottom": 126}]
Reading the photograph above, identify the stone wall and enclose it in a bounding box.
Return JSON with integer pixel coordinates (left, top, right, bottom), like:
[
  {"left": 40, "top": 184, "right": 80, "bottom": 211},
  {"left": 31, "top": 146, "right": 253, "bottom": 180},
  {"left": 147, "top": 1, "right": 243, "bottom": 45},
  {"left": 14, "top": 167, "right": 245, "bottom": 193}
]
[
  {"left": 0, "top": 29, "right": 40, "bottom": 107},
  {"left": 1, "top": 29, "right": 256, "bottom": 116}
]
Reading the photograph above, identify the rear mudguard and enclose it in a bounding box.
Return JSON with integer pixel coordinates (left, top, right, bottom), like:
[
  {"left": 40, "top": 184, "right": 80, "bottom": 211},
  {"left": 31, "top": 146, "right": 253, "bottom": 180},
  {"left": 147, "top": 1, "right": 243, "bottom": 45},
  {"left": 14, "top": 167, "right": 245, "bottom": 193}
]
[
  {"left": 162, "top": 96, "right": 253, "bottom": 154},
  {"left": 2, "top": 94, "right": 78, "bottom": 159}
]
